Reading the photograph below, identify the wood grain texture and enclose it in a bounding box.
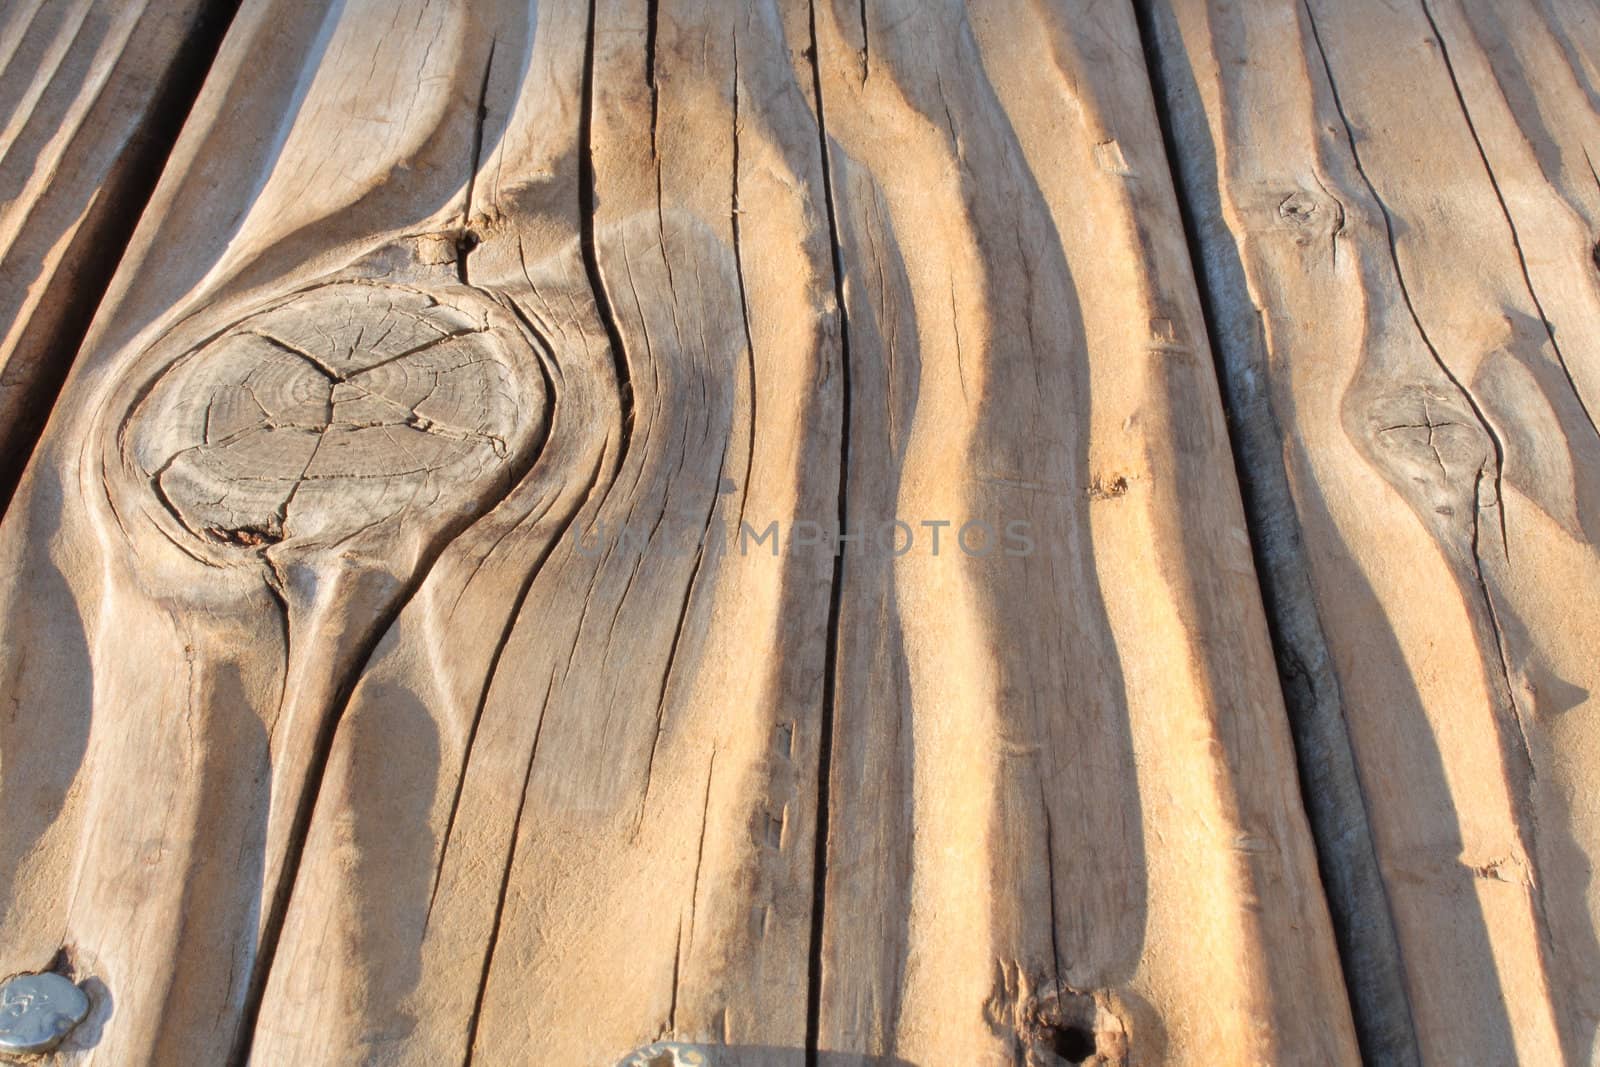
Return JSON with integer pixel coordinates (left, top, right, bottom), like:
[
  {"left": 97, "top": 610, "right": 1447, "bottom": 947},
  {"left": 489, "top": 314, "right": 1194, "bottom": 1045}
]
[
  {"left": 807, "top": 2, "right": 1353, "bottom": 1063},
  {"left": 0, "top": 1, "right": 1358, "bottom": 1064},
  {"left": 1146, "top": 0, "right": 1600, "bottom": 1063},
  {"left": 0, "top": 0, "right": 227, "bottom": 505}
]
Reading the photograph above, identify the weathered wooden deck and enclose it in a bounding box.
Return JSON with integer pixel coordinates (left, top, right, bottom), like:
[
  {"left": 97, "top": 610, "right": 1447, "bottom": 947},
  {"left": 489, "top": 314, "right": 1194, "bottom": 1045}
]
[{"left": 0, "top": 1, "right": 1596, "bottom": 1064}]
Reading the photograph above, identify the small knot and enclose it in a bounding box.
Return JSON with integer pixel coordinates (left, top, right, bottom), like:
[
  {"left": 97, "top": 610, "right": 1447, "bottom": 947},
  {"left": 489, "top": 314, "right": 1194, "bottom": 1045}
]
[{"left": 1278, "top": 191, "right": 1319, "bottom": 224}]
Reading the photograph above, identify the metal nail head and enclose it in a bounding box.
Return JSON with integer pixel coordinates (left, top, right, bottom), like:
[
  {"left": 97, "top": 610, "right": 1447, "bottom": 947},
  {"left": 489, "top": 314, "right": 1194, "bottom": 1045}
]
[
  {"left": 0, "top": 972, "right": 91, "bottom": 1055},
  {"left": 615, "top": 1041, "right": 714, "bottom": 1067}
]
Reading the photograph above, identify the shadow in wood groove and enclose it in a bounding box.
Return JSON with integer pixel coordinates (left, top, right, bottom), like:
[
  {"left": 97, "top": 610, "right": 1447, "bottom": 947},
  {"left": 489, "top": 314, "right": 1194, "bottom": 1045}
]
[{"left": 1130, "top": 3, "right": 1423, "bottom": 1063}]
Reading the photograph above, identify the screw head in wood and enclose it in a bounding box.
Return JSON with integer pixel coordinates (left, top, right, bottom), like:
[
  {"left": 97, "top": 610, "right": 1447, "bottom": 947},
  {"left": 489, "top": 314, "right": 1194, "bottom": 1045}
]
[
  {"left": 0, "top": 972, "right": 90, "bottom": 1054},
  {"left": 615, "top": 1041, "right": 714, "bottom": 1066}
]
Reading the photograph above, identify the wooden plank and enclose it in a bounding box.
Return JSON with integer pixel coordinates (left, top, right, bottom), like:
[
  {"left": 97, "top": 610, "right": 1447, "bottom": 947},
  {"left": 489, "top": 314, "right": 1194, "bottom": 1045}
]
[
  {"left": 0, "top": 0, "right": 232, "bottom": 508},
  {"left": 0, "top": 1, "right": 1357, "bottom": 1063},
  {"left": 1144, "top": 0, "right": 1600, "bottom": 1063},
  {"left": 807, "top": 1, "right": 1356, "bottom": 1063}
]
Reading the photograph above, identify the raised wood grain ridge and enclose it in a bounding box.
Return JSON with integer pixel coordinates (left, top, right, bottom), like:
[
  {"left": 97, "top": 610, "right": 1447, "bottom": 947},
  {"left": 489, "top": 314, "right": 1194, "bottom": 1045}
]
[
  {"left": 1146, "top": 0, "right": 1600, "bottom": 1063},
  {"left": 0, "top": 0, "right": 236, "bottom": 509}
]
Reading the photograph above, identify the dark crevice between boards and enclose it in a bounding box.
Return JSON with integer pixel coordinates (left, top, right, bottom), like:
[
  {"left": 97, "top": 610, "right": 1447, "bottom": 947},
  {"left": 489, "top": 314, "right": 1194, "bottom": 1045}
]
[
  {"left": 0, "top": 0, "right": 244, "bottom": 516},
  {"left": 1129, "top": 3, "right": 1423, "bottom": 1065},
  {"left": 803, "top": 4, "right": 852, "bottom": 1065}
]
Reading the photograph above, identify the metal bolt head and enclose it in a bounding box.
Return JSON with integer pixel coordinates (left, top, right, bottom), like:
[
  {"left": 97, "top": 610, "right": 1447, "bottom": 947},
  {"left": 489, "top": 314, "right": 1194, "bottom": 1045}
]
[
  {"left": 0, "top": 972, "right": 90, "bottom": 1055},
  {"left": 615, "top": 1042, "right": 715, "bottom": 1067}
]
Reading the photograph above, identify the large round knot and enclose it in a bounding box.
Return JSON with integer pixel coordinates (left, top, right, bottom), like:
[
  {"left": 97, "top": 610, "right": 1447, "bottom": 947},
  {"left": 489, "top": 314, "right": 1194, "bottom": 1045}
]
[{"left": 130, "top": 282, "right": 546, "bottom": 550}]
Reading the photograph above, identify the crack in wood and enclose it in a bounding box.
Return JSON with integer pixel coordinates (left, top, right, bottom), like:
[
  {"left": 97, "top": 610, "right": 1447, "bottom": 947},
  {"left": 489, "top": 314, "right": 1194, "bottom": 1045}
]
[
  {"left": 802, "top": 3, "right": 853, "bottom": 1062},
  {"left": 1417, "top": 0, "right": 1600, "bottom": 447}
]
